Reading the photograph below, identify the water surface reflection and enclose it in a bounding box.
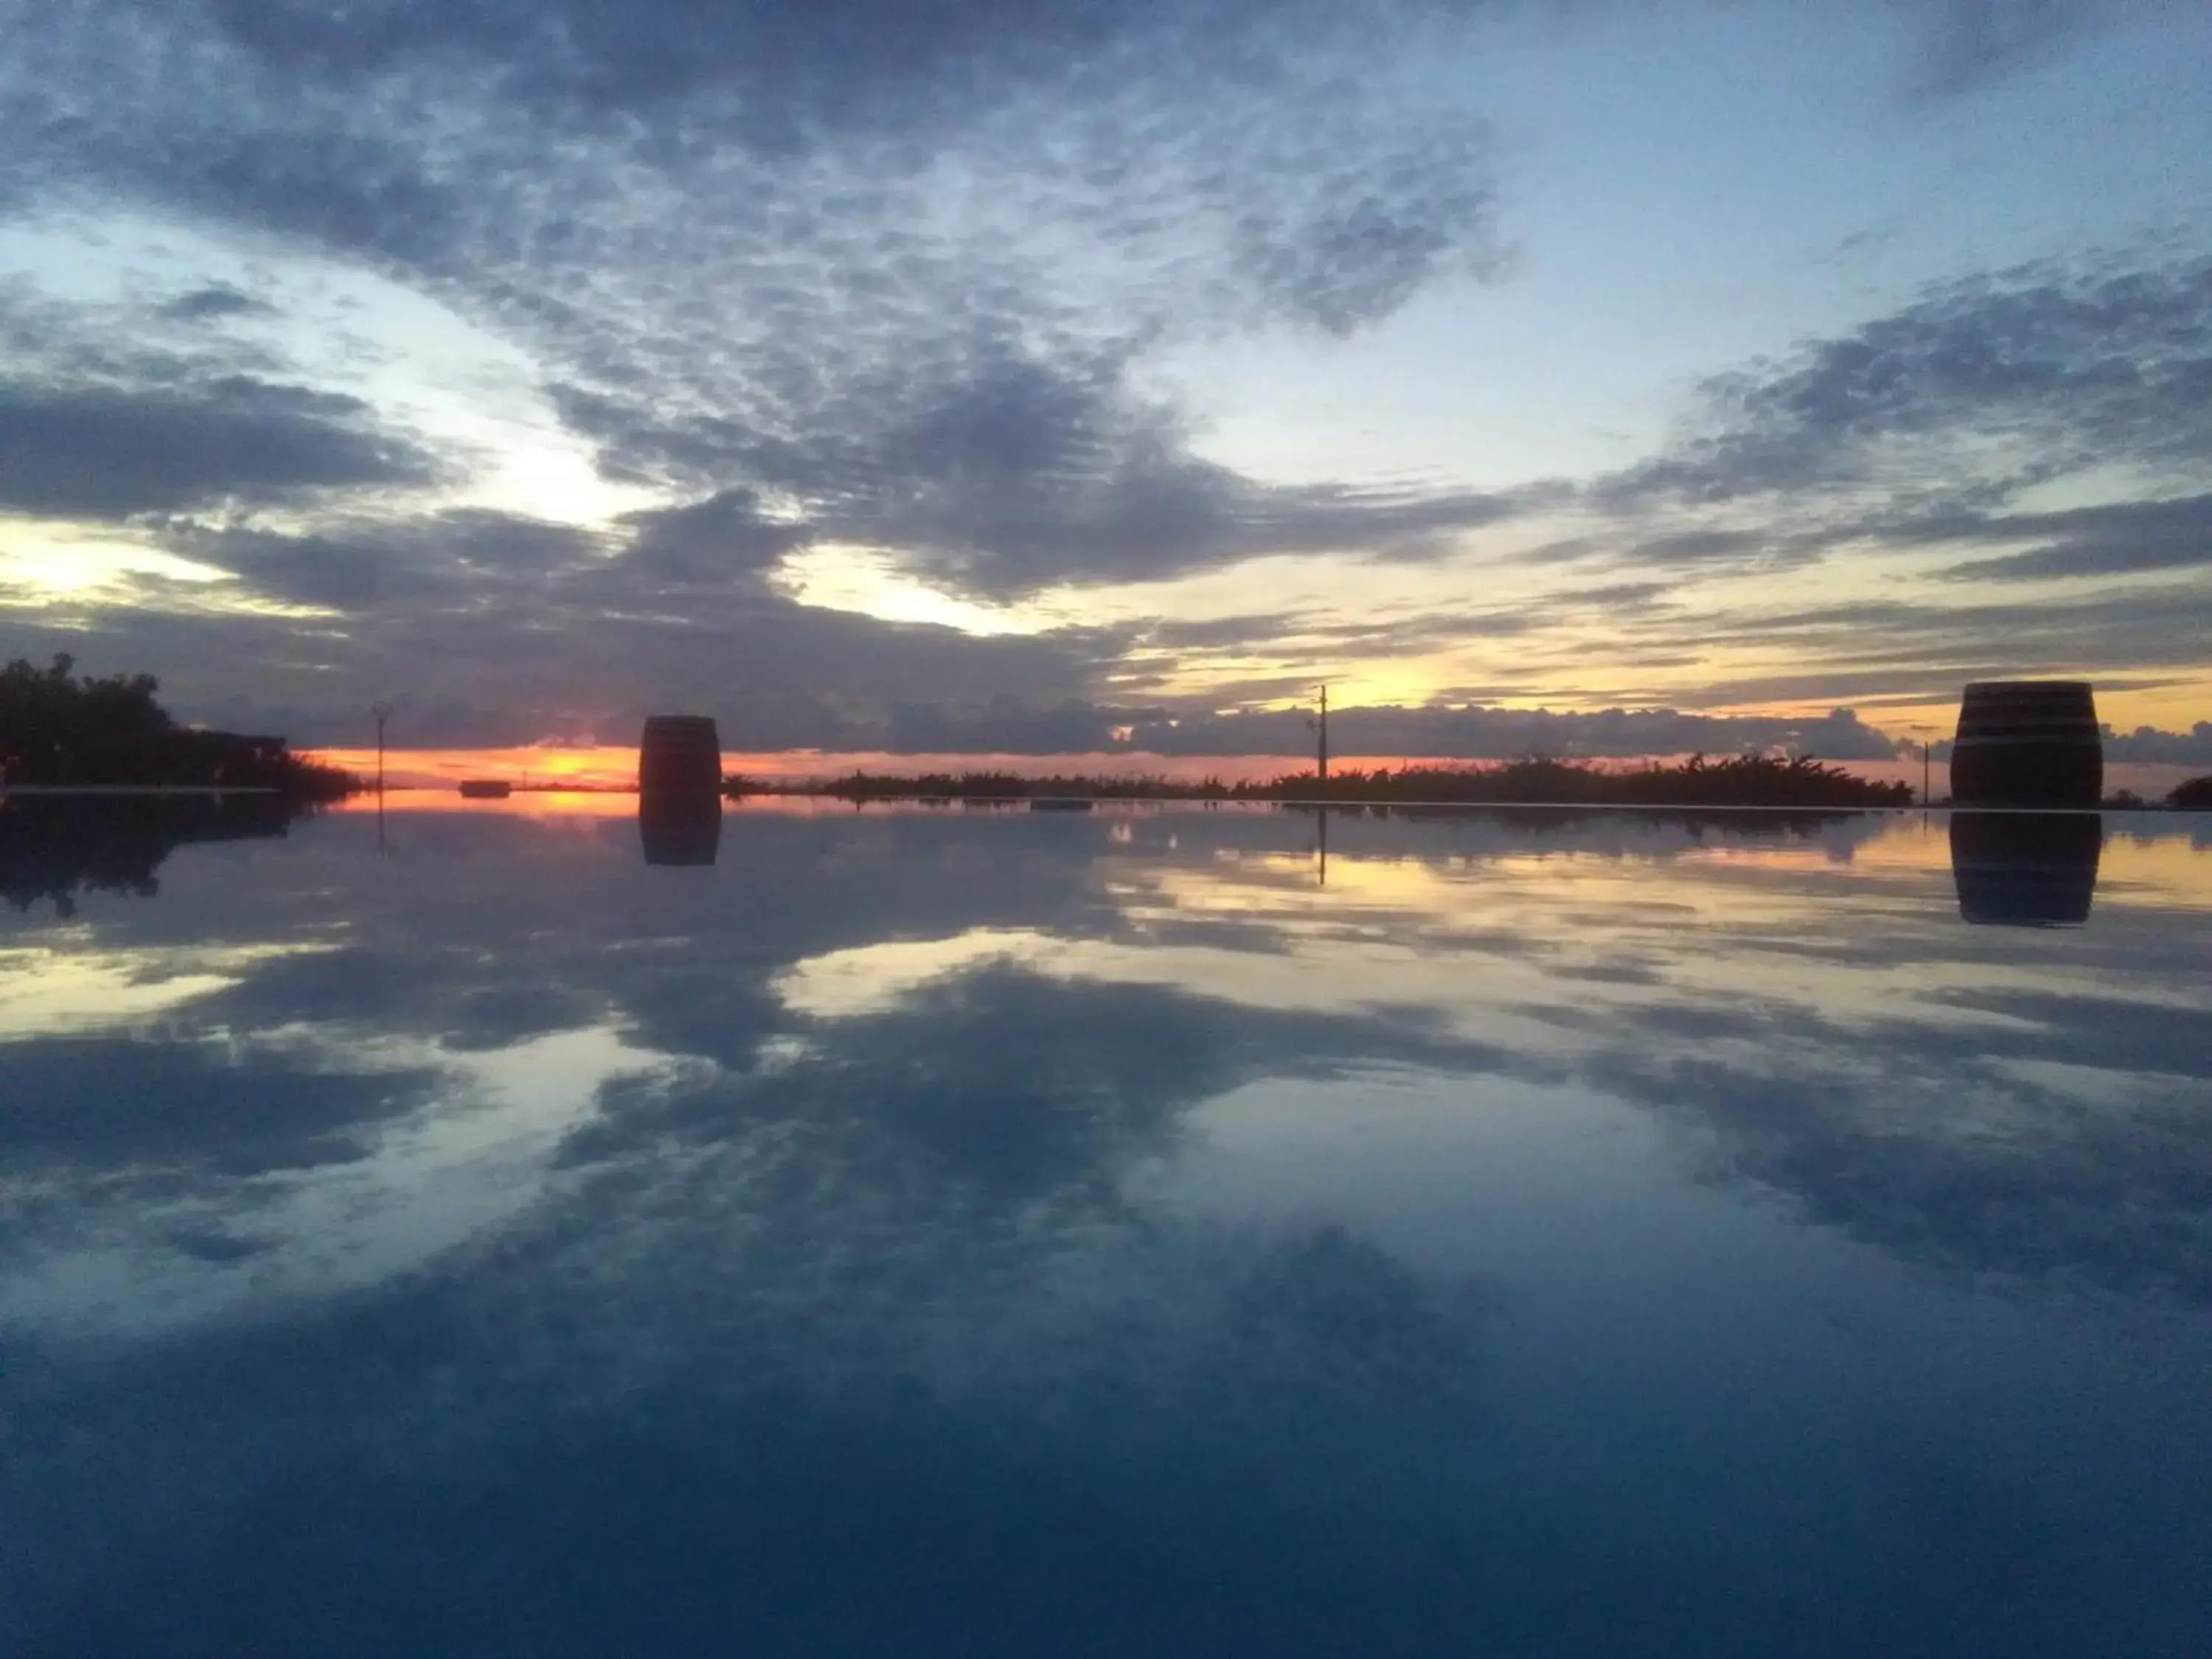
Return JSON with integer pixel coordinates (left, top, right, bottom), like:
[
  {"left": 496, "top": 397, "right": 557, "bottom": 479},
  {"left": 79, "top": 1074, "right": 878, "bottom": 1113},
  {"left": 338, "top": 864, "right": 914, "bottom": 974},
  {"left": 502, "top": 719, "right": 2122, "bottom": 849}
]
[
  {"left": 1950, "top": 810, "right": 2103, "bottom": 926},
  {"left": 2, "top": 804, "right": 2208, "bottom": 1657},
  {"left": 639, "top": 793, "right": 723, "bottom": 866}
]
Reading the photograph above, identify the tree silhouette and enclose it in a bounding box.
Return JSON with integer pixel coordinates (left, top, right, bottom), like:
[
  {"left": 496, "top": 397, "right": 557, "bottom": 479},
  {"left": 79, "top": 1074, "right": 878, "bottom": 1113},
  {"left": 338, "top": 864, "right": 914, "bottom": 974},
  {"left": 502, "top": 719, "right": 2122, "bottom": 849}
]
[{"left": 0, "top": 655, "right": 356, "bottom": 796}]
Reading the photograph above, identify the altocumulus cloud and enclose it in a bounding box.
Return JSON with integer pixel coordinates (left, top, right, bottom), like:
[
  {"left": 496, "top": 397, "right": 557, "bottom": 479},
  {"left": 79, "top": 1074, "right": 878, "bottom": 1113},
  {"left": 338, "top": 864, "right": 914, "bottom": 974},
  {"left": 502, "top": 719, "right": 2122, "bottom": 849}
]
[
  {"left": 1, "top": 0, "right": 1524, "bottom": 598},
  {"left": 1601, "top": 254, "right": 2212, "bottom": 519},
  {"left": 15, "top": 1, "right": 2071, "bottom": 598},
  {"left": 1550, "top": 248, "right": 2212, "bottom": 714}
]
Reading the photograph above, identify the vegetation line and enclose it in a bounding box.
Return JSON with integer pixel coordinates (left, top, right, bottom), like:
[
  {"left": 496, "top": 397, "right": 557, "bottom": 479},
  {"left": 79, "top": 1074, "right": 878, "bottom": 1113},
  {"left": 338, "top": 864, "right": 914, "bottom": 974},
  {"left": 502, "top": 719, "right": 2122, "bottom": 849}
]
[
  {"left": 727, "top": 754, "right": 1918, "bottom": 810},
  {"left": 0, "top": 656, "right": 358, "bottom": 801}
]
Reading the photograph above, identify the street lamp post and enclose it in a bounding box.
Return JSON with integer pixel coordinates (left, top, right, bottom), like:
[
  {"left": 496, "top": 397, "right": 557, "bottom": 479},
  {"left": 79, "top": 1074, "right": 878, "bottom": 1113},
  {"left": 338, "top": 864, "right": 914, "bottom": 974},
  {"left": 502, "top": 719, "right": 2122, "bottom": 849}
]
[
  {"left": 368, "top": 702, "right": 395, "bottom": 856},
  {"left": 369, "top": 701, "right": 394, "bottom": 794},
  {"left": 1904, "top": 723, "right": 1936, "bottom": 807},
  {"left": 1306, "top": 683, "right": 1329, "bottom": 784},
  {"left": 1896, "top": 723, "right": 1942, "bottom": 816}
]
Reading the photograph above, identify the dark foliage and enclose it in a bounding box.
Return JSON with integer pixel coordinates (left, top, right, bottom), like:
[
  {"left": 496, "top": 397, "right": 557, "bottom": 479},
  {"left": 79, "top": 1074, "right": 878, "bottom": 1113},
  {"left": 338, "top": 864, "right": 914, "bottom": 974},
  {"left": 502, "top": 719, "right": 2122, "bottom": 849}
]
[
  {"left": 1253, "top": 754, "right": 1913, "bottom": 808},
  {"left": 0, "top": 655, "right": 359, "bottom": 797},
  {"left": 2171, "top": 773, "right": 2212, "bottom": 811},
  {"left": 0, "top": 794, "right": 307, "bottom": 915},
  {"left": 748, "top": 753, "right": 1913, "bottom": 810}
]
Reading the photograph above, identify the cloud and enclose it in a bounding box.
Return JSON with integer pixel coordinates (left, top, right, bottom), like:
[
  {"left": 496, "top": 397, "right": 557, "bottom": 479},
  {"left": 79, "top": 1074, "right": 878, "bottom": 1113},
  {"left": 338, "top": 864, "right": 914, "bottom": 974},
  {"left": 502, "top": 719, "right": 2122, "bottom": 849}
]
[
  {"left": 1533, "top": 249, "right": 2212, "bottom": 713},
  {"left": 164, "top": 509, "right": 603, "bottom": 609},
  {"left": 0, "top": 378, "right": 439, "bottom": 520},
  {"left": 181, "top": 1, "right": 2149, "bottom": 123},
  {"left": 2103, "top": 721, "right": 2212, "bottom": 765},
  {"left": 1116, "top": 701, "right": 1907, "bottom": 760},
  {"left": 66, "top": 515, "right": 2212, "bottom": 760},
  {"left": 1, "top": 0, "right": 1524, "bottom": 599},
  {"left": 12, "top": 504, "right": 1125, "bottom": 747},
  {"left": 1125, "top": 604, "right": 1545, "bottom": 668},
  {"left": 0, "top": 278, "right": 442, "bottom": 521},
  {"left": 0, "top": 1, "right": 2201, "bottom": 728},
  {"left": 1660, "top": 580, "right": 2212, "bottom": 711},
  {"left": 615, "top": 490, "right": 809, "bottom": 585},
  {"left": 556, "top": 330, "right": 1532, "bottom": 600},
  {"left": 827, "top": 698, "right": 1915, "bottom": 760},
  {"left": 1929, "top": 492, "right": 2212, "bottom": 582},
  {"left": 1602, "top": 253, "right": 2212, "bottom": 515},
  {"left": 156, "top": 284, "right": 273, "bottom": 324},
  {"left": 1913, "top": 0, "right": 2115, "bottom": 97}
]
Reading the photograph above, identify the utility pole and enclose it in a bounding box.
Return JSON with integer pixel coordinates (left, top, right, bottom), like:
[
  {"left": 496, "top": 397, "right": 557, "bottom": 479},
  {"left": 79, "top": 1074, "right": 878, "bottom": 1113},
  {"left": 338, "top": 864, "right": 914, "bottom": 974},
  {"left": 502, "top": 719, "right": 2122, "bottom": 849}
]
[
  {"left": 1316, "top": 683, "right": 1329, "bottom": 784},
  {"left": 370, "top": 702, "right": 394, "bottom": 855},
  {"left": 370, "top": 701, "right": 394, "bottom": 795},
  {"left": 1905, "top": 724, "right": 1935, "bottom": 807}
]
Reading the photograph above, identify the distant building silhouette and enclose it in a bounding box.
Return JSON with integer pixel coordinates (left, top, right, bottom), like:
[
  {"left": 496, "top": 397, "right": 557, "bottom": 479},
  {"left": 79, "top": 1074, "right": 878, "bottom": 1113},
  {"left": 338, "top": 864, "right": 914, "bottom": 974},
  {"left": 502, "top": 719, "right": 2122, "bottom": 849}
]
[{"left": 1951, "top": 681, "right": 2102, "bottom": 807}]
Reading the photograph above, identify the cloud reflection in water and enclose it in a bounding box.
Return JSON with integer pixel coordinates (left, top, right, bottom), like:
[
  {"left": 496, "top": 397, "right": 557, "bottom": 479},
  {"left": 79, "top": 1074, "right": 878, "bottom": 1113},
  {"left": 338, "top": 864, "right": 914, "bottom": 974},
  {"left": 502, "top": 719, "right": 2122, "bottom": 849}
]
[{"left": 1, "top": 802, "right": 2208, "bottom": 1656}]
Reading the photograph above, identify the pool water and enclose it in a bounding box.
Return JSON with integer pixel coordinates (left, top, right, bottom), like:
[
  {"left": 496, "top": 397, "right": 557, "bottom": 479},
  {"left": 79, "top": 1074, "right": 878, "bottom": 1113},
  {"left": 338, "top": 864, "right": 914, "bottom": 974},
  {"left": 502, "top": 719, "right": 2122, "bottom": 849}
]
[{"left": 3, "top": 801, "right": 2208, "bottom": 1657}]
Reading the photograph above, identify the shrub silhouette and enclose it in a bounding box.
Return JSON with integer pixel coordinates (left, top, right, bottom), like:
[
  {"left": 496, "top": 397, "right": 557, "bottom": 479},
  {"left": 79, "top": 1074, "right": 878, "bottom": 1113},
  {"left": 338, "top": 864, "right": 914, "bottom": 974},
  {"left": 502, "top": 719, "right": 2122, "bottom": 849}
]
[
  {"left": 0, "top": 655, "right": 357, "bottom": 798},
  {"left": 751, "top": 752, "right": 1912, "bottom": 810}
]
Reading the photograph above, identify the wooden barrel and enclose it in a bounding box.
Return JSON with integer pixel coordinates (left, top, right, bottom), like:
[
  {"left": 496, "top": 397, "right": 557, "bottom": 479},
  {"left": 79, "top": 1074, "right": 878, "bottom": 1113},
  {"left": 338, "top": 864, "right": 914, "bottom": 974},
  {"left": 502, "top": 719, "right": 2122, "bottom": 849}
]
[
  {"left": 638, "top": 715, "right": 722, "bottom": 797},
  {"left": 1950, "top": 811, "right": 2101, "bottom": 927},
  {"left": 639, "top": 793, "right": 722, "bottom": 866},
  {"left": 1950, "top": 681, "right": 2101, "bottom": 807}
]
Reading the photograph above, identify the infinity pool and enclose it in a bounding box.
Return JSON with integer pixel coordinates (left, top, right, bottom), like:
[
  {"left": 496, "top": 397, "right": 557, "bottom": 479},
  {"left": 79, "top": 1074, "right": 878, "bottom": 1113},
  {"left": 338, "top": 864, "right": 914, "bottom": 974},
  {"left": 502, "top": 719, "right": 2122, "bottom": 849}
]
[{"left": 3, "top": 801, "right": 2208, "bottom": 1656}]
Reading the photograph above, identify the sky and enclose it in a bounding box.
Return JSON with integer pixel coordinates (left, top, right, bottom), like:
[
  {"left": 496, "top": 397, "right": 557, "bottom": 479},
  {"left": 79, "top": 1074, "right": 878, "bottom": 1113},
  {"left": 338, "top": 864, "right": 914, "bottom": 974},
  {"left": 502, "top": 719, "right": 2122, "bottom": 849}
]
[{"left": 2, "top": 0, "right": 2210, "bottom": 766}]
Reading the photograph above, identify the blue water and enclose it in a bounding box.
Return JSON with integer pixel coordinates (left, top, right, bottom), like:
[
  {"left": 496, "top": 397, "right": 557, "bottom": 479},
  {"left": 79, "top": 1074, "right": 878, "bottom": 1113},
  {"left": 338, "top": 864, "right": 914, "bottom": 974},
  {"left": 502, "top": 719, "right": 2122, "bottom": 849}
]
[{"left": 3, "top": 801, "right": 2208, "bottom": 1657}]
